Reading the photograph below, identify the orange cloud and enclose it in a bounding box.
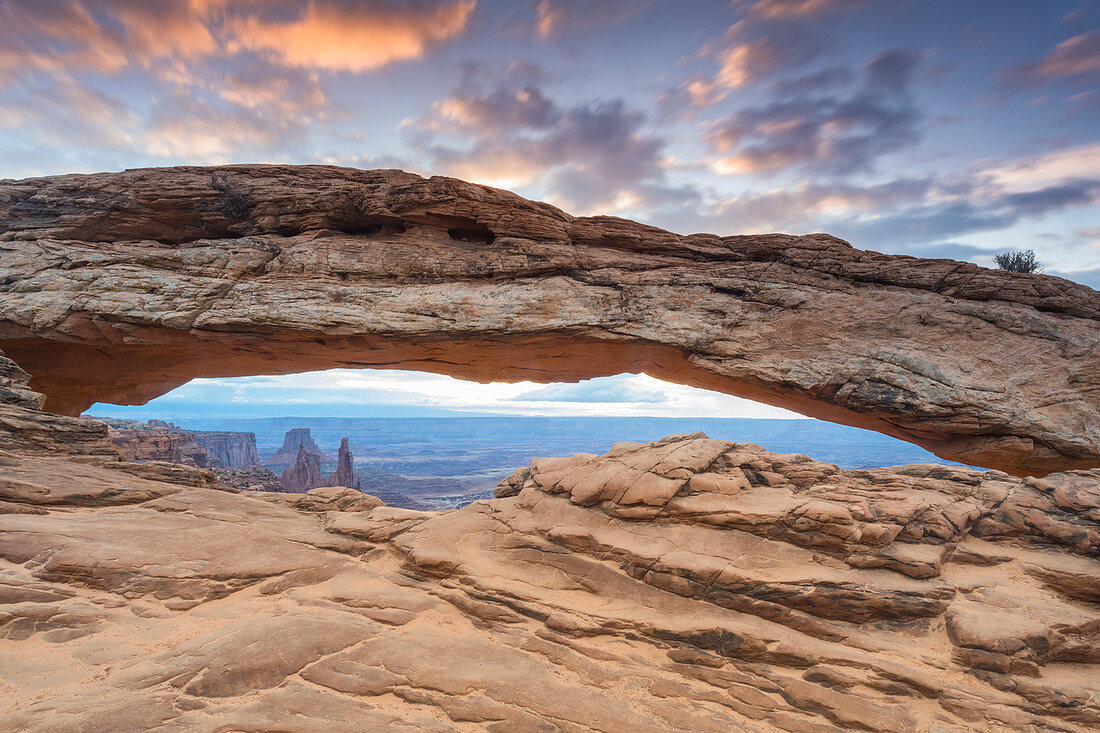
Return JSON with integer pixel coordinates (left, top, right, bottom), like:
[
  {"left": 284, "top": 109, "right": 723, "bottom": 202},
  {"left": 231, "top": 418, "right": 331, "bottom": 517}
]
[
  {"left": 227, "top": 0, "right": 476, "bottom": 72},
  {"left": 746, "top": 0, "right": 869, "bottom": 19}
]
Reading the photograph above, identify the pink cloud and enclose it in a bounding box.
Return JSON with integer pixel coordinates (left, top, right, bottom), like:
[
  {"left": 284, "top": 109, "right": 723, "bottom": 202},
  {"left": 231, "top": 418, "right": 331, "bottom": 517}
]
[
  {"left": 226, "top": 0, "right": 476, "bottom": 72},
  {"left": 1017, "top": 31, "right": 1100, "bottom": 81}
]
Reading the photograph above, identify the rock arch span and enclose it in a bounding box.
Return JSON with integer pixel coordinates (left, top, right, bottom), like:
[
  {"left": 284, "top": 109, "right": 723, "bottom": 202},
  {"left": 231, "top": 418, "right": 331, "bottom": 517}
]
[{"left": 1, "top": 165, "right": 1097, "bottom": 476}]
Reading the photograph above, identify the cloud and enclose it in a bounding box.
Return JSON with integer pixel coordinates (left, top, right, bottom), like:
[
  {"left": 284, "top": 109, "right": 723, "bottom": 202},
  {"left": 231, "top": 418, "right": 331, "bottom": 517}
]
[
  {"left": 0, "top": 0, "right": 476, "bottom": 89},
  {"left": 510, "top": 377, "right": 667, "bottom": 404},
  {"left": 409, "top": 70, "right": 676, "bottom": 212},
  {"left": 635, "top": 141, "right": 1100, "bottom": 277},
  {"left": 982, "top": 141, "right": 1100, "bottom": 191},
  {"left": 141, "top": 96, "right": 302, "bottom": 161},
  {"left": 741, "top": 0, "right": 871, "bottom": 19},
  {"left": 0, "top": 0, "right": 219, "bottom": 86},
  {"left": 662, "top": 0, "right": 871, "bottom": 110},
  {"left": 1052, "top": 266, "right": 1100, "bottom": 290},
  {"left": 707, "top": 19, "right": 823, "bottom": 90},
  {"left": 694, "top": 170, "right": 1099, "bottom": 246},
  {"left": 1004, "top": 30, "right": 1100, "bottom": 86},
  {"left": 0, "top": 76, "right": 138, "bottom": 148},
  {"left": 227, "top": 0, "right": 476, "bottom": 72},
  {"left": 769, "top": 66, "right": 854, "bottom": 95},
  {"left": 214, "top": 63, "right": 330, "bottom": 118},
  {"left": 529, "top": 0, "right": 644, "bottom": 39},
  {"left": 0, "top": 0, "right": 479, "bottom": 168},
  {"left": 431, "top": 85, "right": 560, "bottom": 133},
  {"left": 706, "top": 49, "right": 922, "bottom": 175},
  {"left": 832, "top": 180, "right": 1100, "bottom": 247}
]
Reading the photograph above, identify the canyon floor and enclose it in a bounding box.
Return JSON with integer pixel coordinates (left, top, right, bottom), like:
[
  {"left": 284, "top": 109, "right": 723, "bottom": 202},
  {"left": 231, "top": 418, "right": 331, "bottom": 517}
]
[{"left": 2, "top": 429, "right": 1098, "bottom": 731}]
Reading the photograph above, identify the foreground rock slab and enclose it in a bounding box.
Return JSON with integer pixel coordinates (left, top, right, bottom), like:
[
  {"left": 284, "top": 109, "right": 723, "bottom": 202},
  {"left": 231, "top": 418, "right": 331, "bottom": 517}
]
[
  {"left": 2, "top": 166, "right": 1098, "bottom": 474},
  {"left": 1, "top": 430, "right": 1097, "bottom": 731}
]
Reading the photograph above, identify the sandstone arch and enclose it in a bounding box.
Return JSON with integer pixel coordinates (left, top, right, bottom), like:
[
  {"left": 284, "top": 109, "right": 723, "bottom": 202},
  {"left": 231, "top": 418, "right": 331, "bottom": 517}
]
[{"left": 1, "top": 165, "right": 1097, "bottom": 476}]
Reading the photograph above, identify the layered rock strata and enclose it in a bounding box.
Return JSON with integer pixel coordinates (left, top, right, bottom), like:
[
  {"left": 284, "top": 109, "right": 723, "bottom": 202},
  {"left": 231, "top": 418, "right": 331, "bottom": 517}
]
[
  {"left": 1, "top": 166, "right": 1097, "bottom": 475},
  {"left": 0, "top": 349, "right": 119, "bottom": 458},
  {"left": 281, "top": 435, "right": 362, "bottom": 492},
  {"left": 191, "top": 431, "right": 260, "bottom": 469},
  {"left": 105, "top": 420, "right": 211, "bottom": 468},
  {"left": 281, "top": 444, "right": 324, "bottom": 493},
  {"left": 212, "top": 466, "right": 282, "bottom": 492},
  {"left": 1, "top": 423, "right": 1097, "bottom": 731},
  {"left": 94, "top": 418, "right": 261, "bottom": 470},
  {"left": 326, "top": 436, "right": 361, "bottom": 490},
  {"left": 264, "top": 427, "right": 333, "bottom": 469}
]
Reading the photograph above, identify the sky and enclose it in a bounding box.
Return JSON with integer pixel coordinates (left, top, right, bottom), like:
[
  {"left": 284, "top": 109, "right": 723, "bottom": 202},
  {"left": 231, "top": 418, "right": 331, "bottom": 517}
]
[
  {"left": 4, "top": 0, "right": 1098, "bottom": 418},
  {"left": 87, "top": 371, "right": 804, "bottom": 420}
]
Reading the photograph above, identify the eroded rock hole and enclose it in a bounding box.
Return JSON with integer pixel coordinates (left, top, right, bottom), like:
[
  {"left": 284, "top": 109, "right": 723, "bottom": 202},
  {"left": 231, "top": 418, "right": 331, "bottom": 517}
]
[{"left": 447, "top": 224, "right": 495, "bottom": 244}]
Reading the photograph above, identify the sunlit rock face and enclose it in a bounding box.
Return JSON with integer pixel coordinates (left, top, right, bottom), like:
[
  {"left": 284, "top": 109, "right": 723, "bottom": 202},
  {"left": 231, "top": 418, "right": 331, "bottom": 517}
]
[
  {"left": 191, "top": 431, "right": 261, "bottom": 469},
  {"left": 105, "top": 419, "right": 211, "bottom": 468},
  {"left": 0, "top": 163, "right": 1098, "bottom": 729},
  {"left": 281, "top": 444, "right": 324, "bottom": 493},
  {"left": 326, "top": 437, "right": 361, "bottom": 491},
  {"left": 264, "top": 428, "right": 333, "bottom": 470},
  {"left": 1, "top": 166, "right": 1098, "bottom": 475},
  {"left": 0, "top": 364, "right": 1097, "bottom": 731}
]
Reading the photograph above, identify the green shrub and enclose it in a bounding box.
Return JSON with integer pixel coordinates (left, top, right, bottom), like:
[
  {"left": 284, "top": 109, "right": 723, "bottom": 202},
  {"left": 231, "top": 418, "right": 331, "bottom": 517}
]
[
  {"left": 993, "top": 249, "right": 1042, "bottom": 274},
  {"left": 210, "top": 174, "right": 249, "bottom": 220}
]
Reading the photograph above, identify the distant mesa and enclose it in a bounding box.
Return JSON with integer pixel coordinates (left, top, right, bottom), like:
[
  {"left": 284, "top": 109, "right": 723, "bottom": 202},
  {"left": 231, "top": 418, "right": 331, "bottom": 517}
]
[
  {"left": 94, "top": 417, "right": 260, "bottom": 471},
  {"left": 280, "top": 444, "right": 323, "bottom": 493},
  {"left": 264, "top": 427, "right": 334, "bottom": 469},
  {"left": 278, "top": 429, "right": 361, "bottom": 493}
]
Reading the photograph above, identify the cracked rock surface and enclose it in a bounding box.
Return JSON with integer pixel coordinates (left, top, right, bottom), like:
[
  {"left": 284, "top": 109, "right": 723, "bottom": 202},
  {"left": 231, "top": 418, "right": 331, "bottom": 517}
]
[
  {"left": 2, "top": 166, "right": 1098, "bottom": 474},
  {"left": 1, "top": 362, "right": 1097, "bottom": 731}
]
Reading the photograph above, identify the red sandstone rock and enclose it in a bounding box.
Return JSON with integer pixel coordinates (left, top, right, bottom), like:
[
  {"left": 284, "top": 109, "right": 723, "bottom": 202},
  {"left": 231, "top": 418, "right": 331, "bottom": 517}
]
[
  {"left": 263, "top": 428, "right": 333, "bottom": 469},
  {"left": 1, "top": 167, "right": 1097, "bottom": 475},
  {"left": 0, "top": 345, "right": 1097, "bottom": 730},
  {"left": 325, "top": 437, "right": 361, "bottom": 490},
  {"left": 105, "top": 420, "right": 211, "bottom": 468},
  {"left": 280, "top": 444, "right": 323, "bottom": 493},
  {"left": 212, "top": 466, "right": 281, "bottom": 492},
  {"left": 192, "top": 431, "right": 261, "bottom": 469}
]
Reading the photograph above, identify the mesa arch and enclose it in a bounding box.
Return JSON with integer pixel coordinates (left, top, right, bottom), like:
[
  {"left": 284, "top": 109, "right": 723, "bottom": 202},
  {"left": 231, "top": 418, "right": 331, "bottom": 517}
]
[{"left": 0, "top": 165, "right": 1097, "bottom": 477}]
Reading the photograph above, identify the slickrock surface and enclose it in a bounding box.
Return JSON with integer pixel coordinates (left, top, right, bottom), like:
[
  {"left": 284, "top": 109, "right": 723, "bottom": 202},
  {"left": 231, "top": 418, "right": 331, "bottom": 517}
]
[
  {"left": 1, "top": 166, "right": 1098, "bottom": 475},
  {"left": 1, "top": 425, "right": 1098, "bottom": 731}
]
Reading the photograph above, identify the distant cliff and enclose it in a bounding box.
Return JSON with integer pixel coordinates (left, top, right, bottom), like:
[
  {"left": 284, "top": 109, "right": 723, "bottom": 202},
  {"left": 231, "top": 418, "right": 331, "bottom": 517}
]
[
  {"left": 91, "top": 417, "right": 260, "bottom": 471},
  {"left": 325, "top": 437, "right": 360, "bottom": 491},
  {"left": 101, "top": 418, "right": 210, "bottom": 468},
  {"left": 281, "top": 433, "right": 361, "bottom": 493},
  {"left": 280, "top": 445, "right": 323, "bottom": 493},
  {"left": 191, "top": 431, "right": 260, "bottom": 469},
  {"left": 264, "top": 427, "right": 333, "bottom": 469}
]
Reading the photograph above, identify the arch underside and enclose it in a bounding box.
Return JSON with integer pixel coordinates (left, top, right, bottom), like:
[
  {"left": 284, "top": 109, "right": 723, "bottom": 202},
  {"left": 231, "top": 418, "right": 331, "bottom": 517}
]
[{"left": 1, "top": 165, "right": 1097, "bottom": 477}]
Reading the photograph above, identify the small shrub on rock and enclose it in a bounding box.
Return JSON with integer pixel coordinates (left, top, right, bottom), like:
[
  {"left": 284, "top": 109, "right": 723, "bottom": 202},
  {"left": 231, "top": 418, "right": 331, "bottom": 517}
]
[
  {"left": 210, "top": 174, "right": 249, "bottom": 220},
  {"left": 994, "top": 249, "right": 1042, "bottom": 273}
]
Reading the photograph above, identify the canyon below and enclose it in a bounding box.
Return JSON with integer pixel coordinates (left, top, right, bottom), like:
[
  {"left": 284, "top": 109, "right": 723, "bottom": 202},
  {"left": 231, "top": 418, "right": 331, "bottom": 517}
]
[{"left": 0, "top": 166, "right": 1098, "bottom": 732}]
